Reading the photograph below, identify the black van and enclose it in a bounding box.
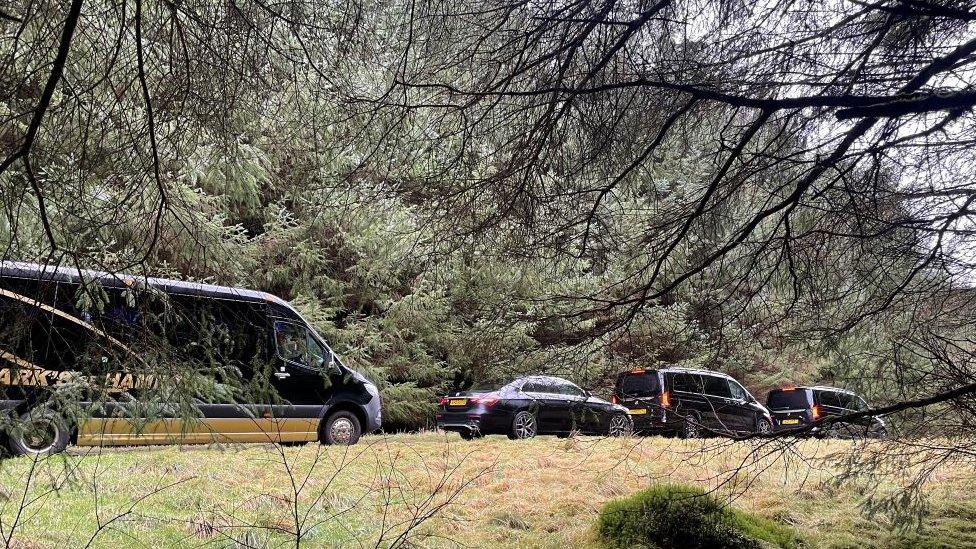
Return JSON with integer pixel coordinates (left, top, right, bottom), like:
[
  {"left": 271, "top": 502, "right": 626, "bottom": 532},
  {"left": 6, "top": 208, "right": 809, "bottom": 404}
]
[
  {"left": 612, "top": 367, "right": 772, "bottom": 438},
  {"left": 766, "top": 386, "right": 886, "bottom": 438},
  {"left": 0, "top": 262, "right": 381, "bottom": 455}
]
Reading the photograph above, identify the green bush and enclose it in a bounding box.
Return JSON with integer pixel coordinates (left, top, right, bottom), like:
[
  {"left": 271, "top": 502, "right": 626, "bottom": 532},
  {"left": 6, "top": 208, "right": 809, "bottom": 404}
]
[{"left": 597, "top": 484, "right": 801, "bottom": 549}]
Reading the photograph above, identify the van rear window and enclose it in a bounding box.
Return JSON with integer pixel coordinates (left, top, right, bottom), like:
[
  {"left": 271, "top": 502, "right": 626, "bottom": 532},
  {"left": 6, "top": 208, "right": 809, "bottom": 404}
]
[
  {"left": 617, "top": 372, "right": 661, "bottom": 397},
  {"left": 767, "top": 390, "right": 813, "bottom": 410}
]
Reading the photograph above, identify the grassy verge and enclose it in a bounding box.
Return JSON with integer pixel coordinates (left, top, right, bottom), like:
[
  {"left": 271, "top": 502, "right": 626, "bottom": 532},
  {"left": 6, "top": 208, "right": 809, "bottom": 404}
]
[{"left": 0, "top": 434, "right": 974, "bottom": 547}]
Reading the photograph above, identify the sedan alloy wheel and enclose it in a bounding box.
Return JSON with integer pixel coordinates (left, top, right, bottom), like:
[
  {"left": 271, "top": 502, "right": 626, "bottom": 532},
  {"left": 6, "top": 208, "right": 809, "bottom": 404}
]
[
  {"left": 608, "top": 414, "right": 633, "bottom": 437},
  {"left": 510, "top": 411, "right": 538, "bottom": 439}
]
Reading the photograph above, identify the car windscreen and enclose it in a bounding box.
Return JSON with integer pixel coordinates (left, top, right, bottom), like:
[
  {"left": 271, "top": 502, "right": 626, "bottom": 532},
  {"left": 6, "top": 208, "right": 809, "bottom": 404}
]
[
  {"left": 617, "top": 372, "right": 661, "bottom": 397},
  {"left": 767, "top": 389, "right": 813, "bottom": 410}
]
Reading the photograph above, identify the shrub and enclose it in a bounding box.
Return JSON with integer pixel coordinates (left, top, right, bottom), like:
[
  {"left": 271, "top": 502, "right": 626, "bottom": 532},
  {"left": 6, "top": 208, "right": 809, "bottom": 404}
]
[{"left": 597, "top": 484, "right": 801, "bottom": 549}]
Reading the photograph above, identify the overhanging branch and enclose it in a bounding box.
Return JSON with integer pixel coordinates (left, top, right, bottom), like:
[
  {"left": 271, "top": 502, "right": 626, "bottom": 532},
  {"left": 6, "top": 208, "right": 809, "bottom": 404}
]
[{"left": 836, "top": 89, "right": 976, "bottom": 119}]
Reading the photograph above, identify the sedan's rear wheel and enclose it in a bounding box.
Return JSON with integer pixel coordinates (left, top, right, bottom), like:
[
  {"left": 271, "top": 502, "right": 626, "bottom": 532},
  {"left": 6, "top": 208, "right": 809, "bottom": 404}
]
[
  {"left": 508, "top": 411, "right": 537, "bottom": 440},
  {"left": 459, "top": 429, "right": 483, "bottom": 440},
  {"left": 608, "top": 414, "right": 633, "bottom": 437},
  {"left": 756, "top": 417, "right": 773, "bottom": 436}
]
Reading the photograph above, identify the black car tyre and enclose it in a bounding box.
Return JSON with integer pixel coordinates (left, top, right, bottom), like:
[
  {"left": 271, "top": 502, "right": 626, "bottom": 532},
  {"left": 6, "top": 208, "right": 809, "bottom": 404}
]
[
  {"left": 680, "top": 414, "right": 704, "bottom": 439},
  {"left": 459, "top": 429, "right": 483, "bottom": 440},
  {"left": 824, "top": 422, "right": 852, "bottom": 439},
  {"left": 508, "top": 411, "right": 538, "bottom": 440},
  {"left": 608, "top": 414, "right": 633, "bottom": 437},
  {"left": 756, "top": 417, "right": 773, "bottom": 436},
  {"left": 321, "top": 410, "right": 361, "bottom": 445},
  {"left": 8, "top": 410, "right": 70, "bottom": 457}
]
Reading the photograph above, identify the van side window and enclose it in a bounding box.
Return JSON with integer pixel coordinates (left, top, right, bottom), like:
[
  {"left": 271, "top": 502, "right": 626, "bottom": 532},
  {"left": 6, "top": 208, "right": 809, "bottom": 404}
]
[
  {"left": 728, "top": 380, "right": 748, "bottom": 400},
  {"left": 837, "top": 392, "right": 864, "bottom": 411},
  {"left": 703, "top": 375, "right": 732, "bottom": 398},
  {"left": 274, "top": 321, "right": 330, "bottom": 370},
  {"left": 275, "top": 321, "right": 307, "bottom": 363},
  {"left": 818, "top": 391, "right": 841, "bottom": 408},
  {"left": 671, "top": 373, "right": 703, "bottom": 393}
]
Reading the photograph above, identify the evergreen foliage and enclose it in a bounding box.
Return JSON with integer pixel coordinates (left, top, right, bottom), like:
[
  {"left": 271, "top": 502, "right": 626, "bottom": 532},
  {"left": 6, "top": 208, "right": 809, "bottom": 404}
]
[{"left": 0, "top": 1, "right": 971, "bottom": 432}]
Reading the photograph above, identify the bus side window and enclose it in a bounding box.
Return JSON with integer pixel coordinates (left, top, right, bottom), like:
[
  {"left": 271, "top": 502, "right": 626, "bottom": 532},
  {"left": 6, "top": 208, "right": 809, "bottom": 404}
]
[
  {"left": 273, "top": 320, "right": 334, "bottom": 372},
  {"left": 274, "top": 321, "right": 309, "bottom": 365},
  {"left": 0, "top": 278, "right": 58, "bottom": 367},
  {"left": 0, "top": 294, "right": 48, "bottom": 368},
  {"left": 304, "top": 330, "right": 332, "bottom": 371}
]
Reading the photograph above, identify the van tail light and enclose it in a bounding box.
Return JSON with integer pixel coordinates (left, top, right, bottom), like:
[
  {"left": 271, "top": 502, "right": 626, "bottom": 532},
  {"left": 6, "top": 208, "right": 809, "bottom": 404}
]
[
  {"left": 811, "top": 405, "right": 821, "bottom": 420},
  {"left": 438, "top": 396, "right": 449, "bottom": 407},
  {"left": 660, "top": 391, "right": 671, "bottom": 408},
  {"left": 471, "top": 395, "right": 499, "bottom": 407},
  {"left": 610, "top": 395, "right": 619, "bottom": 405}
]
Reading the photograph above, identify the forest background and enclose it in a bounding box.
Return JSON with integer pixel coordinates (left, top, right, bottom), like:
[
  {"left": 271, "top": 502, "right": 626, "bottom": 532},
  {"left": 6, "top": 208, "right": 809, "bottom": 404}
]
[{"left": 1, "top": 0, "right": 973, "bottom": 432}]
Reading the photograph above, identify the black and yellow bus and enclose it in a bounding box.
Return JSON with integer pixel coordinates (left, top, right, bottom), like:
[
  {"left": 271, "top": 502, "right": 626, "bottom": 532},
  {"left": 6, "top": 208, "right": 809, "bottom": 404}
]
[{"left": 0, "top": 262, "right": 381, "bottom": 455}]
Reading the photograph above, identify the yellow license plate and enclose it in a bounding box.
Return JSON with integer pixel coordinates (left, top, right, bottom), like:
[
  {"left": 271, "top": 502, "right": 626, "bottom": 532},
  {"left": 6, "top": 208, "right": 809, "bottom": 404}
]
[
  {"left": 628, "top": 408, "right": 647, "bottom": 415},
  {"left": 781, "top": 418, "right": 800, "bottom": 425},
  {"left": 448, "top": 399, "right": 467, "bottom": 406}
]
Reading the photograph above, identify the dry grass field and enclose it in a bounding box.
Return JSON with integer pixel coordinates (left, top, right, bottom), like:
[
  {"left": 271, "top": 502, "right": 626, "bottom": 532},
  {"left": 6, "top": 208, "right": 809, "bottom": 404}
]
[{"left": 1, "top": 433, "right": 975, "bottom": 548}]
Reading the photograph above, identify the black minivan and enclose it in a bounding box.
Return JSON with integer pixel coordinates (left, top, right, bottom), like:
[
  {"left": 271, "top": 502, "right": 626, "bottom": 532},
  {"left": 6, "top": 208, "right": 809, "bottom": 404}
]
[
  {"left": 766, "top": 386, "right": 886, "bottom": 438},
  {"left": 612, "top": 367, "right": 772, "bottom": 438},
  {"left": 0, "top": 262, "right": 382, "bottom": 455}
]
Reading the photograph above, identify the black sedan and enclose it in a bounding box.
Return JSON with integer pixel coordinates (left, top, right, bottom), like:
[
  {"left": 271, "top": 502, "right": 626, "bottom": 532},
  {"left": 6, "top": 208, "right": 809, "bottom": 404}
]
[{"left": 436, "top": 375, "right": 633, "bottom": 439}]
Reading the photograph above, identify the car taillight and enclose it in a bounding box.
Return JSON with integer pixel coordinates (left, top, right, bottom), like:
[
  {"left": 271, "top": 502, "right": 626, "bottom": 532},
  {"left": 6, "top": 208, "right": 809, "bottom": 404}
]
[
  {"left": 471, "top": 396, "right": 499, "bottom": 407},
  {"left": 660, "top": 391, "right": 671, "bottom": 408},
  {"left": 811, "top": 404, "right": 821, "bottom": 420},
  {"left": 610, "top": 395, "right": 619, "bottom": 404},
  {"left": 438, "top": 396, "right": 449, "bottom": 406}
]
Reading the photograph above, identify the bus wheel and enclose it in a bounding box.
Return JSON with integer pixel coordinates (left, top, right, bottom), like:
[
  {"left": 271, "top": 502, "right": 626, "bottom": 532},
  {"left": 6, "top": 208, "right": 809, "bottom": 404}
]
[
  {"left": 321, "top": 410, "right": 362, "bottom": 446},
  {"left": 8, "top": 410, "right": 70, "bottom": 457}
]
